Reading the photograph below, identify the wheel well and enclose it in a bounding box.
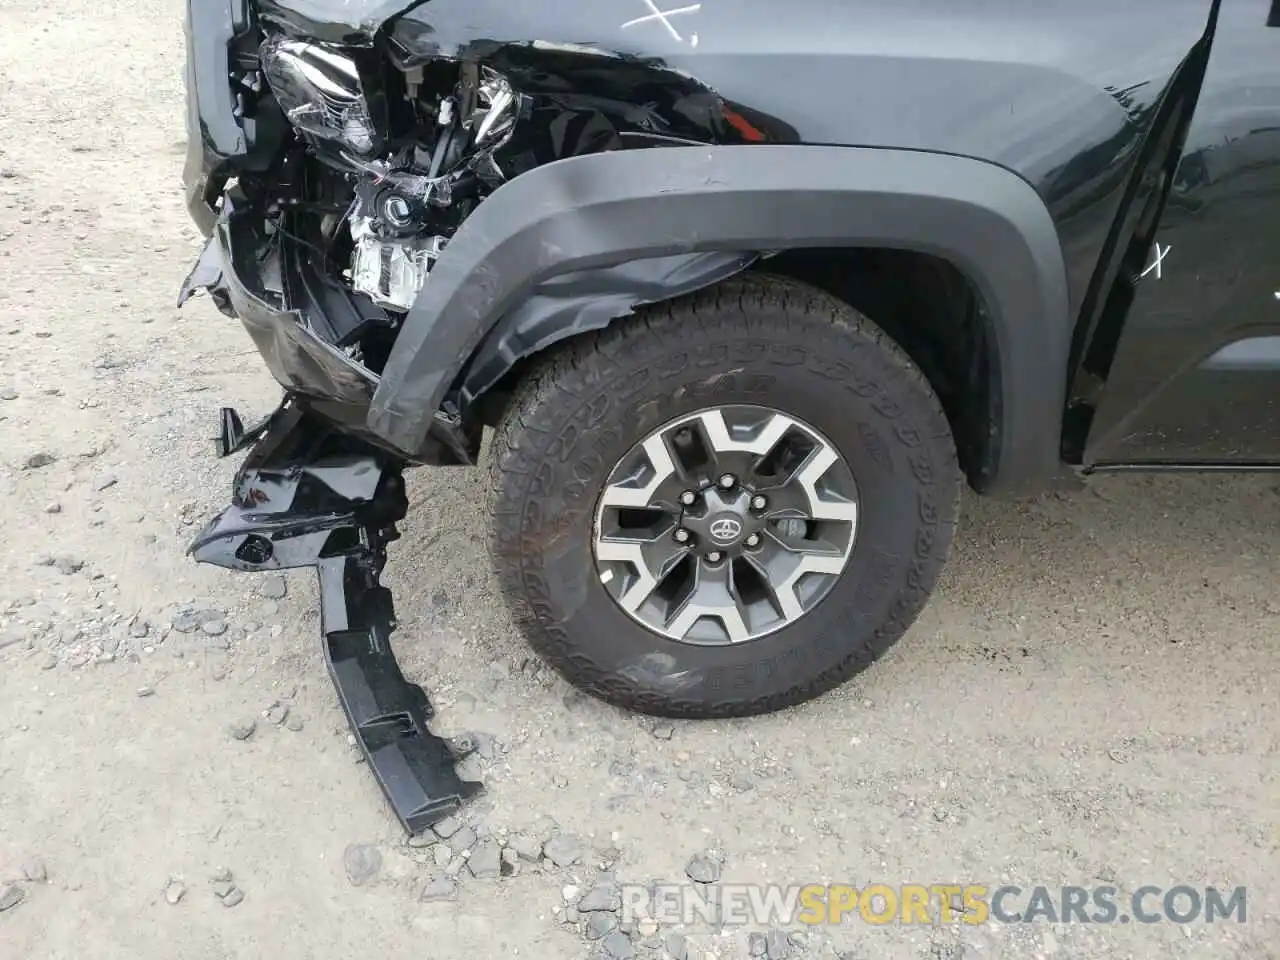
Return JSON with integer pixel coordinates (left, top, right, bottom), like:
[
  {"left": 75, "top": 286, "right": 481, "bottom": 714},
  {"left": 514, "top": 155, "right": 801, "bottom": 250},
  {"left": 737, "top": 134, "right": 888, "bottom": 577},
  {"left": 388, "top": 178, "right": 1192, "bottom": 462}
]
[
  {"left": 757, "top": 248, "right": 997, "bottom": 491},
  {"left": 471, "top": 247, "right": 998, "bottom": 490}
]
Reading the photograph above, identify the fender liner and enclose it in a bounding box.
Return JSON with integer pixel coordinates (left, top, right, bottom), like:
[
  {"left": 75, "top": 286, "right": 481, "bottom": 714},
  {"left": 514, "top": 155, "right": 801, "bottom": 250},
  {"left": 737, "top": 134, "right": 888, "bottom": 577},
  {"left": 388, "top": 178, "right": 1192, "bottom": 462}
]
[{"left": 369, "top": 145, "right": 1071, "bottom": 496}]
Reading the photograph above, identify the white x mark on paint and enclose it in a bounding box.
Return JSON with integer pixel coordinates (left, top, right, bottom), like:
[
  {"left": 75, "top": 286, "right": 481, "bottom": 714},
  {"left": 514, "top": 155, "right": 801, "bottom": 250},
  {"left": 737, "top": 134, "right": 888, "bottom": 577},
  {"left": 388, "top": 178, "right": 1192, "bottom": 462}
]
[
  {"left": 1140, "top": 241, "right": 1171, "bottom": 280},
  {"left": 621, "top": 0, "right": 702, "bottom": 44}
]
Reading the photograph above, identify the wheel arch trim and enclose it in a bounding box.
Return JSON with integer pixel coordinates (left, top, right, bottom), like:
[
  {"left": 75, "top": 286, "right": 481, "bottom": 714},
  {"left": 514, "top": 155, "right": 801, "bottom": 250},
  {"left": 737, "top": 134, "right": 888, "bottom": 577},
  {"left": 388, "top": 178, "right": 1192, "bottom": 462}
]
[{"left": 368, "top": 144, "right": 1072, "bottom": 496}]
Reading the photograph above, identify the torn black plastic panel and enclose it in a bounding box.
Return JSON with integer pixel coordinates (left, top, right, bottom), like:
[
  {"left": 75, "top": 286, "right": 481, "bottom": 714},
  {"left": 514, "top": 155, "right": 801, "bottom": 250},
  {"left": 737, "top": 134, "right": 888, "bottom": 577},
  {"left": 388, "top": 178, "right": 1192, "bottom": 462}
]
[
  {"left": 369, "top": 144, "right": 1072, "bottom": 497},
  {"left": 459, "top": 251, "right": 759, "bottom": 409},
  {"left": 208, "top": 195, "right": 380, "bottom": 407},
  {"left": 178, "top": 194, "right": 479, "bottom": 467},
  {"left": 188, "top": 401, "right": 481, "bottom": 833},
  {"left": 183, "top": 0, "right": 287, "bottom": 235}
]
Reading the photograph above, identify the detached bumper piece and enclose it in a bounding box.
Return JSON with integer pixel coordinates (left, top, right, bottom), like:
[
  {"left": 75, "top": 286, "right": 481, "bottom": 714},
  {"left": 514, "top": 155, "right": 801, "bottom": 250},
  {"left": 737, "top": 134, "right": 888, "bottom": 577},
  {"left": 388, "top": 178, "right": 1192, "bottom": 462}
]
[{"left": 189, "top": 401, "right": 480, "bottom": 833}]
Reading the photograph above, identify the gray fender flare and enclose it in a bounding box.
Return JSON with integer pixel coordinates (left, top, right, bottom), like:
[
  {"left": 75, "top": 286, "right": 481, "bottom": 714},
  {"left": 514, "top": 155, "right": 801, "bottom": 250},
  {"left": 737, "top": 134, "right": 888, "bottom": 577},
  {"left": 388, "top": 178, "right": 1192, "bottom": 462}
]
[{"left": 369, "top": 144, "right": 1071, "bottom": 496}]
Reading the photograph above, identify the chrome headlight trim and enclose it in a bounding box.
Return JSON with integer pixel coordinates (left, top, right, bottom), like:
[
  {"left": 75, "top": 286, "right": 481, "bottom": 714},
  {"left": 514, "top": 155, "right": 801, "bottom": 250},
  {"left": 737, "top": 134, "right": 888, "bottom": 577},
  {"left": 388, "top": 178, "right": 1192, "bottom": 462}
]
[{"left": 260, "top": 37, "right": 378, "bottom": 155}]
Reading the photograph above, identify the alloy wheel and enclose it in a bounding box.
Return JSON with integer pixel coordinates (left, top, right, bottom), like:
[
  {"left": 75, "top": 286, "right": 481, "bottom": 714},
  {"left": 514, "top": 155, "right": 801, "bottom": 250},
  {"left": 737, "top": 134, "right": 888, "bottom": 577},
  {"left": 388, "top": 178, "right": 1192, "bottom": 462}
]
[{"left": 592, "top": 405, "right": 859, "bottom": 645}]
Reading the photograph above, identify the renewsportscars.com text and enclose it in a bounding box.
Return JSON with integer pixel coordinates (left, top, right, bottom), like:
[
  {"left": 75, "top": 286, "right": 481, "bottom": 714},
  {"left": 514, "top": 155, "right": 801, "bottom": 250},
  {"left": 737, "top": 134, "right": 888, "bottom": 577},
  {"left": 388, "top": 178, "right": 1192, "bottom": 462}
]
[{"left": 627, "top": 884, "right": 1247, "bottom": 927}]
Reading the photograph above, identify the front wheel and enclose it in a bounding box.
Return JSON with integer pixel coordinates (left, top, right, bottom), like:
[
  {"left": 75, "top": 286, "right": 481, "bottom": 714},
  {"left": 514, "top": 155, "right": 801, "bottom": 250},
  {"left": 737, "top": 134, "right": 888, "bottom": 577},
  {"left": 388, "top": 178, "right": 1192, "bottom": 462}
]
[{"left": 487, "top": 275, "right": 961, "bottom": 718}]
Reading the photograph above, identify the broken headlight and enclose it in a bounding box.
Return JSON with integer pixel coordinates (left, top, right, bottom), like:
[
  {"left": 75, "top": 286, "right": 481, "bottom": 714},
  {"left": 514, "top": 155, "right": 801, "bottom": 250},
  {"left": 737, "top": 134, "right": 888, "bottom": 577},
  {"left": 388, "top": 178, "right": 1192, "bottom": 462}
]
[{"left": 260, "top": 38, "right": 379, "bottom": 156}]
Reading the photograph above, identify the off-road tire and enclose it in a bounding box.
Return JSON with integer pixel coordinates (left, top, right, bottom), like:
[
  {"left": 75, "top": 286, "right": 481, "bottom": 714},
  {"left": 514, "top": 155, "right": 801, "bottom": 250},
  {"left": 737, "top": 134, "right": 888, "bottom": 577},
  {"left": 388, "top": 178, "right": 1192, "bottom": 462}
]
[{"left": 487, "top": 274, "right": 961, "bottom": 718}]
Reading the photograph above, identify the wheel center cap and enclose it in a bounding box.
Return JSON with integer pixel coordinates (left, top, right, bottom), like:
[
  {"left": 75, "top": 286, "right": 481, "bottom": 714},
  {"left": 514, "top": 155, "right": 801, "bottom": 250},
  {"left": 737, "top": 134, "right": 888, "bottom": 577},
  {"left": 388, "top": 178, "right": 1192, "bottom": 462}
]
[{"left": 708, "top": 514, "right": 744, "bottom": 544}]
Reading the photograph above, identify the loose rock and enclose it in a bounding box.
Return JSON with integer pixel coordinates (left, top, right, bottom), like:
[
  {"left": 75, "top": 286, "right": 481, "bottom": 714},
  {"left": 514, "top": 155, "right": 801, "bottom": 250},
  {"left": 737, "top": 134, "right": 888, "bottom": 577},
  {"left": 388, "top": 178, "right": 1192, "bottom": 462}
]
[
  {"left": 23, "top": 452, "right": 56, "bottom": 469},
  {"left": 652, "top": 723, "right": 675, "bottom": 740},
  {"left": 452, "top": 752, "right": 483, "bottom": 782},
  {"left": 685, "top": 854, "right": 722, "bottom": 884},
  {"left": 419, "top": 877, "right": 457, "bottom": 902},
  {"left": 211, "top": 867, "right": 233, "bottom": 883},
  {"left": 128, "top": 618, "right": 149, "bottom": 638},
  {"left": 201, "top": 619, "right": 228, "bottom": 637},
  {"left": 343, "top": 843, "right": 382, "bottom": 887},
  {"left": 43, "top": 502, "right": 61, "bottom": 514},
  {"left": 0, "top": 883, "right": 24, "bottom": 912},
  {"left": 259, "top": 574, "right": 288, "bottom": 600},
  {"left": 468, "top": 839, "right": 502, "bottom": 879},
  {"left": 211, "top": 879, "right": 244, "bottom": 907},
  {"left": 432, "top": 845, "right": 452, "bottom": 868},
  {"left": 543, "top": 834, "right": 583, "bottom": 867},
  {"left": 136, "top": 686, "right": 155, "bottom": 698},
  {"left": 0, "top": 387, "right": 16, "bottom": 401},
  {"left": 579, "top": 884, "right": 621, "bottom": 912},
  {"left": 228, "top": 719, "right": 256, "bottom": 741},
  {"left": 600, "top": 930, "right": 635, "bottom": 959},
  {"left": 53, "top": 556, "right": 84, "bottom": 576},
  {"left": 163, "top": 878, "right": 186, "bottom": 905},
  {"left": 173, "top": 610, "right": 221, "bottom": 633},
  {"left": 266, "top": 703, "right": 289, "bottom": 725},
  {"left": 448, "top": 826, "right": 478, "bottom": 855},
  {"left": 509, "top": 834, "right": 543, "bottom": 862},
  {"left": 585, "top": 911, "right": 619, "bottom": 940}
]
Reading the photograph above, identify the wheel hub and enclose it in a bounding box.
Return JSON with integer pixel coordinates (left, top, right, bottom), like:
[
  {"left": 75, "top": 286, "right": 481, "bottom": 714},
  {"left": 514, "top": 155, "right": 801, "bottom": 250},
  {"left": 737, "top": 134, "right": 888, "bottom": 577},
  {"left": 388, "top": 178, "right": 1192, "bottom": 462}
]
[
  {"left": 592, "top": 404, "right": 859, "bottom": 646},
  {"left": 685, "top": 486, "right": 760, "bottom": 554}
]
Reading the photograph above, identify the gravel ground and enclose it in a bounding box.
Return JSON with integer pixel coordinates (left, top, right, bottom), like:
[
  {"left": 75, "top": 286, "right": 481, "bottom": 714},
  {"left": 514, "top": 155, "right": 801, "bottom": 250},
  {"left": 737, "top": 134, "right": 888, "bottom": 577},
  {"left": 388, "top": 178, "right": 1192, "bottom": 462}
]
[{"left": 1, "top": 2, "right": 1278, "bottom": 958}]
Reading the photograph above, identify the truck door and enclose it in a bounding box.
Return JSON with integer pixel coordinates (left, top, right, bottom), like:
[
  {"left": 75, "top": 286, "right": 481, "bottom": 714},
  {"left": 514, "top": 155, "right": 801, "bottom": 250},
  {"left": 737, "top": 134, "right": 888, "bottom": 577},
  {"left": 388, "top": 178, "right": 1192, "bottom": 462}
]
[{"left": 1068, "top": 0, "right": 1280, "bottom": 467}]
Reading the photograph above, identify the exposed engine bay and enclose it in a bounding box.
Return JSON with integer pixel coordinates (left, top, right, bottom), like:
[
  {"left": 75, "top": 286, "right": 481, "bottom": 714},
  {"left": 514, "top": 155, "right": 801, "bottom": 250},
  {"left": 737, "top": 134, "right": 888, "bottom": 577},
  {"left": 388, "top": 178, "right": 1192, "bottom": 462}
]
[{"left": 258, "top": 38, "right": 522, "bottom": 316}]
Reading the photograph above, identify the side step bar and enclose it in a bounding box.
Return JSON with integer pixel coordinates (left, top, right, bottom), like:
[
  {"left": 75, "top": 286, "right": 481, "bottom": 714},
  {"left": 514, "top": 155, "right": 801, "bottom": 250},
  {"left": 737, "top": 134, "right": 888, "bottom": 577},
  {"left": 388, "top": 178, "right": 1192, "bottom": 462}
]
[{"left": 188, "top": 399, "right": 481, "bottom": 834}]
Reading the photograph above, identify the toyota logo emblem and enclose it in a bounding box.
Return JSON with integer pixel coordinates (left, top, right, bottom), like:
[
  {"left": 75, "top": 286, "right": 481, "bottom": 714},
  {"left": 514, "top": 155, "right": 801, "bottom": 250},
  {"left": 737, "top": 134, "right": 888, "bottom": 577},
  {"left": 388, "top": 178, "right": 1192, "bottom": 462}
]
[{"left": 709, "top": 517, "right": 743, "bottom": 543}]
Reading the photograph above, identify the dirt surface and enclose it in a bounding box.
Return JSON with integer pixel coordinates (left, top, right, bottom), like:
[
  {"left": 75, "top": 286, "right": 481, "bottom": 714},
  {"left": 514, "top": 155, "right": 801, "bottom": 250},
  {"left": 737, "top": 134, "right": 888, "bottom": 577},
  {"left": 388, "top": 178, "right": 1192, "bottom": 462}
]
[{"left": 1, "top": 2, "right": 1278, "bottom": 958}]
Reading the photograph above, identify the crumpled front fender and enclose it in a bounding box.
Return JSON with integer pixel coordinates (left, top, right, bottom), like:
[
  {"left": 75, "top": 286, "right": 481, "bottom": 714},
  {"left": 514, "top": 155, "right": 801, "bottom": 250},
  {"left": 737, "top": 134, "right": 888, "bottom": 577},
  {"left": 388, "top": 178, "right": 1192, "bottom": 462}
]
[{"left": 367, "top": 144, "right": 1072, "bottom": 497}]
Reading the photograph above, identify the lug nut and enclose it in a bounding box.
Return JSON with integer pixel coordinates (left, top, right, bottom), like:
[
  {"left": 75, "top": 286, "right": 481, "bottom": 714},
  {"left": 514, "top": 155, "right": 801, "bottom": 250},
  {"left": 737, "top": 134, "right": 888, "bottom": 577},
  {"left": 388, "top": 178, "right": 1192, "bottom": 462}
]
[
  {"left": 705, "top": 551, "right": 723, "bottom": 564},
  {"left": 674, "top": 528, "right": 691, "bottom": 544},
  {"left": 719, "top": 474, "right": 736, "bottom": 489},
  {"left": 680, "top": 491, "right": 697, "bottom": 506},
  {"left": 745, "top": 533, "right": 761, "bottom": 548},
  {"left": 751, "top": 495, "right": 768, "bottom": 511}
]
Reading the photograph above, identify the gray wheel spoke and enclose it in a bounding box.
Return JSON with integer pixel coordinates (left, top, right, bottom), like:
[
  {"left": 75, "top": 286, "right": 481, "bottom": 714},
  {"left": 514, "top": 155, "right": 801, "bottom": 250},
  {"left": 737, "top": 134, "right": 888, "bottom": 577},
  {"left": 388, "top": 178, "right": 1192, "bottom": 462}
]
[
  {"left": 746, "top": 530, "right": 848, "bottom": 622},
  {"left": 697, "top": 408, "right": 795, "bottom": 457},
  {"left": 665, "top": 558, "right": 751, "bottom": 644},
  {"left": 597, "top": 434, "right": 678, "bottom": 510},
  {"left": 594, "top": 404, "right": 858, "bottom": 645},
  {"left": 597, "top": 523, "right": 687, "bottom": 612},
  {"left": 793, "top": 445, "right": 859, "bottom": 522}
]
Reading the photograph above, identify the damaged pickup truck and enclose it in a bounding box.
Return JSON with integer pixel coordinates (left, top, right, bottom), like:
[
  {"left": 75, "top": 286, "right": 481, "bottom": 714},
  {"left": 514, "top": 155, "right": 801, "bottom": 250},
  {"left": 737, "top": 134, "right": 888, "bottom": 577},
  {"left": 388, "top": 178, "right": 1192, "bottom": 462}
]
[{"left": 181, "top": 0, "right": 1280, "bottom": 831}]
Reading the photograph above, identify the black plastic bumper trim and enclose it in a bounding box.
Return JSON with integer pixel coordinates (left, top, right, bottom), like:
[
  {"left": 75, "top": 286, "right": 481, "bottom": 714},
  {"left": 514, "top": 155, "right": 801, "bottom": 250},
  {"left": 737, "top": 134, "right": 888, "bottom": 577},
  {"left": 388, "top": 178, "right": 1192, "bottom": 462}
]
[{"left": 188, "top": 400, "right": 480, "bottom": 833}]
